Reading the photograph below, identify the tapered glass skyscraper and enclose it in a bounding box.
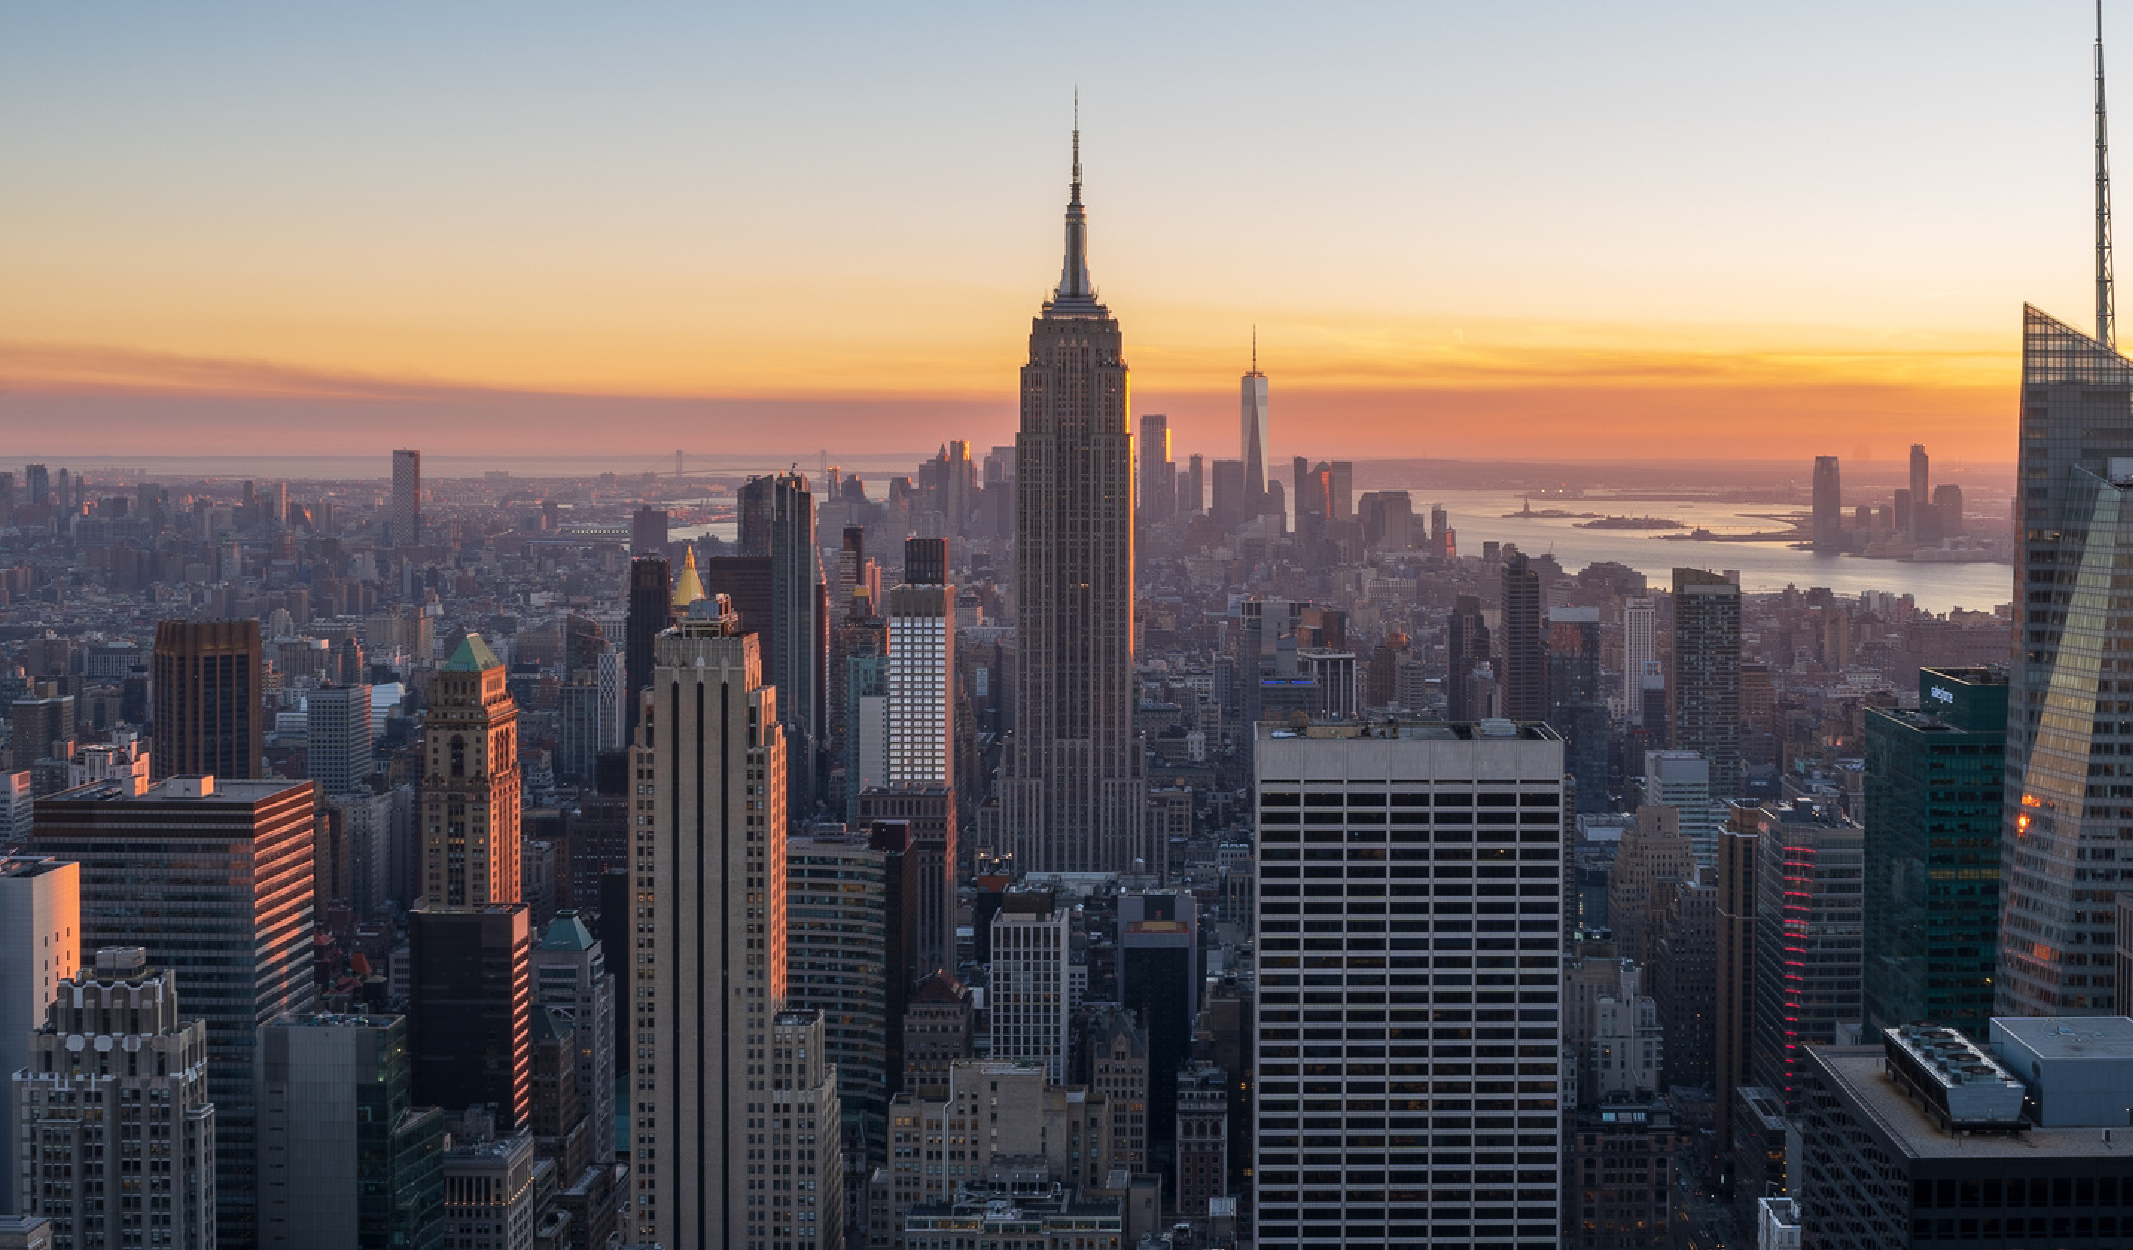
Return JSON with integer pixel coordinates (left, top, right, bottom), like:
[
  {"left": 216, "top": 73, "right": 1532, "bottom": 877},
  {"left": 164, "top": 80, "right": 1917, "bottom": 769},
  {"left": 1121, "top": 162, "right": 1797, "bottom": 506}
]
[{"left": 1001, "top": 120, "right": 1144, "bottom": 875}]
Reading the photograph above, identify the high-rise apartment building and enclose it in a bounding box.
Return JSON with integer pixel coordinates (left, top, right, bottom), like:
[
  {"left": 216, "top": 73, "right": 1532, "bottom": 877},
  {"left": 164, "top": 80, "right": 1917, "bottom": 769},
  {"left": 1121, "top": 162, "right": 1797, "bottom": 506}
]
[
  {"left": 629, "top": 612, "right": 791, "bottom": 1249},
  {"left": 989, "top": 891, "right": 1072, "bottom": 1083},
  {"left": 33, "top": 775, "right": 317, "bottom": 1247},
  {"left": 2001, "top": 306, "right": 2133, "bottom": 1015},
  {"left": 306, "top": 684, "right": 374, "bottom": 796},
  {"left": 0, "top": 858, "right": 75, "bottom": 1218},
  {"left": 151, "top": 620, "right": 263, "bottom": 781},
  {"left": 391, "top": 449, "right": 421, "bottom": 549},
  {"left": 1746, "top": 801, "right": 1864, "bottom": 1111},
  {"left": 1812, "top": 455, "right": 1844, "bottom": 551},
  {"left": 256, "top": 1013, "right": 445, "bottom": 1250},
  {"left": 1000, "top": 124, "right": 1144, "bottom": 876},
  {"left": 1622, "top": 597, "right": 1657, "bottom": 727},
  {"left": 420, "top": 634, "right": 521, "bottom": 906},
  {"left": 885, "top": 583, "right": 953, "bottom": 786},
  {"left": 1862, "top": 667, "right": 2006, "bottom": 1040},
  {"left": 12, "top": 949, "right": 215, "bottom": 1250},
  {"left": 1713, "top": 811, "right": 1759, "bottom": 1153},
  {"left": 1139, "top": 412, "right": 1175, "bottom": 522},
  {"left": 407, "top": 904, "right": 532, "bottom": 1128},
  {"left": 1253, "top": 720, "right": 1566, "bottom": 1250},
  {"left": 1669, "top": 569, "right": 1741, "bottom": 795},
  {"left": 1500, "top": 549, "right": 1547, "bottom": 721}
]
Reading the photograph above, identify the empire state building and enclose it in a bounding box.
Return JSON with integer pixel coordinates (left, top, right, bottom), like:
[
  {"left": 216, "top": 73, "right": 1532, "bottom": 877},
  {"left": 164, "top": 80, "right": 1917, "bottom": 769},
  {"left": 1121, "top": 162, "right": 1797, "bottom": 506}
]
[{"left": 1001, "top": 122, "right": 1145, "bottom": 875}]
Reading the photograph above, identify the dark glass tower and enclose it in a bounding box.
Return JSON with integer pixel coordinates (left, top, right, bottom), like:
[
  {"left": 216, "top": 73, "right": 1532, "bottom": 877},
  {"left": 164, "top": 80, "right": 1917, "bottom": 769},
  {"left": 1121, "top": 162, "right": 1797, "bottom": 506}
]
[
  {"left": 1499, "top": 549, "right": 1546, "bottom": 721},
  {"left": 2000, "top": 306, "right": 2133, "bottom": 1015},
  {"left": 623, "top": 556, "right": 671, "bottom": 744},
  {"left": 1669, "top": 568, "right": 1742, "bottom": 796},
  {"left": 1001, "top": 121, "right": 1144, "bottom": 875},
  {"left": 1863, "top": 667, "right": 2006, "bottom": 1040},
  {"left": 151, "top": 618, "right": 263, "bottom": 780}
]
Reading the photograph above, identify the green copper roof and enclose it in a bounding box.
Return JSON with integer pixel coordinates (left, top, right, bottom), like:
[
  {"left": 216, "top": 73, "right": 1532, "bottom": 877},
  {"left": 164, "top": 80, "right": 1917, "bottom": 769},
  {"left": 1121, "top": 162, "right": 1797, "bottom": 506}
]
[
  {"left": 443, "top": 632, "right": 502, "bottom": 672},
  {"left": 538, "top": 911, "right": 597, "bottom": 952}
]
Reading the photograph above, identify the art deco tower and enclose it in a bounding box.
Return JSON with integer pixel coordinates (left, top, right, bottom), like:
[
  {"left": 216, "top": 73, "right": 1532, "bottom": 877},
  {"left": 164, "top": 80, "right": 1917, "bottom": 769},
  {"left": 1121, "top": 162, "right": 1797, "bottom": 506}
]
[
  {"left": 1002, "top": 119, "right": 1145, "bottom": 874},
  {"left": 420, "top": 633, "right": 522, "bottom": 906}
]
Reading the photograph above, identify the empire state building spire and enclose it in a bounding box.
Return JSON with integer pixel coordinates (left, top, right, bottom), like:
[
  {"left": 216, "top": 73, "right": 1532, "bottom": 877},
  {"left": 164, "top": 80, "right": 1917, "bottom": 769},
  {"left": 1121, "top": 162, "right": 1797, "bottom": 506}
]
[{"left": 1051, "top": 96, "right": 1098, "bottom": 313}]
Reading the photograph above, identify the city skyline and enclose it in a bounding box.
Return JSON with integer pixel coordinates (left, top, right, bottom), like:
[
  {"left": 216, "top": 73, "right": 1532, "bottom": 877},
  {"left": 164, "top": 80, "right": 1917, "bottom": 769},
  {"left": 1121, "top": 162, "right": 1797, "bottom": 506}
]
[{"left": 0, "top": 3, "right": 2111, "bottom": 461}]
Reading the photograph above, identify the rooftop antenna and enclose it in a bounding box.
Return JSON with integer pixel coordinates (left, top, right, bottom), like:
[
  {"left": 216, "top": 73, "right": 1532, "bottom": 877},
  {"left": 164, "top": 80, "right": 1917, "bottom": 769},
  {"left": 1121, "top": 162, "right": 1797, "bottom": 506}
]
[
  {"left": 1252, "top": 325, "right": 1258, "bottom": 373},
  {"left": 2103, "top": 0, "right": 2117, "bottom": 348}
]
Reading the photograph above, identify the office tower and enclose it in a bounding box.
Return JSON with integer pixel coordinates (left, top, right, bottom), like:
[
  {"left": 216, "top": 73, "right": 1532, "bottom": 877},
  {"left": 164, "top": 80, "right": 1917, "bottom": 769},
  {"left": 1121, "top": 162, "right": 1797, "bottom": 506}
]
[
  {"left": 1546, "top": 608, "right": 1608, "bottom": 810},
  {"left": 1713, "top": 812, "right": 1759, "bottom": 1153},
  {"left": 630, "top": 505, "right": 668, "bottom": 556},
  {"left": 531, "top": 911, "right": 615, "bottom": 1172},
  {"left": 22, "top": 466, "right": 46, "bottom": 508},
  {"left": 1445, "top": 593, "right": 1492, "bottom": 722},
  {"left": 856, "top": 786, "right": 956, "bottom": 977},
  {"left": 1087, "top": 1006, "right": 1151, "bottom": 1173},
  {"left": 419, "top": 634, "right": 521, "bottom": 907},
  {"left": 1862, "top": 668, "right": 2006, "bottom": 1040},
  {"left": 12, "top": 949, "right": 215, "bottom": 1250},
  {"left": 1812, "top": 455, "right": 1843, "bottom": 551},
  {"left": 7, "top": 695, "right": 72, "bottom": 775},
  {"left": 151, "top": 619, "right": 263, "bottom": 780},
  {"left": 306, "top": 684, "right": 374, "bottom": 796},
  {"left": 1500, "top": 549, "right": 1546, "bottom": 721},
  {"left": 624, "top": 556, "right": 672, "bottom": 745},
  {"left": 1606, "top": 804, "right": 1691, "bottom": 966},
  {"left": 1909, "top": 442, "right": 1929, "bottom": 515},
  {"left": 1565, "top": 1099, "right": 1680, "bottom": 1250},
  {"left": 1139, "top": 413, "right": 1175, "bottom": 522},
  {"left": 34, "top": 775, "right": 316, "bottom": 1246},
  {"left": 1622, "top": 597, "right": 1656, "bottom": 727},
  {"left": 437, "top": 1123, "right": 544, "bottom": 1250},
  {"left": 902, "top": 536, "right": 947, "bottom": 588},
  {"left": 389, "top": 449, "right": 420, "bottom": 548},
  {"left": 1183, "top": 453, "right": 1204, "bottom": 515},
  {"left": 0, "top": 772, "right": 31, "bottom": 840},
  {"left": 1669, "top": 569, "right": 1741, "bottom": 795},
  {"left": 1292, "top": 456, "right": 1327, "bottom": 545},
  {"left": 900, "top": 973, "right": 974, "bottom": 1094},
  {"left": 256, "top": 1014, "right": 446, "bottom": 1250},
  {"left": 1000, "top": 122, "right": 1143, "bottom": 877},
  {"left": 1242, "top": 337, "right": 1270, "bottom": 504},
  {"left": 886, "top": 583, "right": 954, "bottom": 786},
  {"left": 1643, "top": 749, "right": 1717, "bottom": 866},
  {"left": 2000, "top": 304, "right": 2133, "bottom": 1014},
  {"left": 1358, "top": 489, "right": 1415, "bottom": 550},
  {"left": 1648, "top": 867, "right": 1717, "bottom": 1090},
  {"left": 1210, "top": 459, "right": 1246, "bottom": 524},
  {"left": 1797, "top": 1032, "right": 2133, "bottom": 1250},
  {"left": 1175, "top": 1063, "right": 1228, "bottom": 1218},
  {"left": 1253, "top": 719, "right": 1566, "bottom": 1250},
  {"left": 406, "top": 904, "right": 531, "bottom": 1127},
  {"left": 989, "top": 891, "right": 1072, "bottom": 1082},
  {"left": 786, "top": 827, "right": 913, "bottom": 1167},
  {"left": 630, "top": 614, "right": 788, "bottom": 1250},
  {"left": 750, "top": 471, "right": 826, "bottom": 818},
  {"left": 1931, "top": 481, "right": 1963, "bottom": 534},
  {"left": 0, "top": 858, "right": 76, "bottom": 1217},
  {"left": 763, "top": 1009, "right": 843, "bottom": 1250},
  {"left": 1328, "top": 459, "right": 1353, "bottom": 520},
  {"left": 1117, "top": 890, "right": 1195, "bottom": 1179},
  {"left": 1746, "top": 802, "right": 1863, "bottom": 1111}
]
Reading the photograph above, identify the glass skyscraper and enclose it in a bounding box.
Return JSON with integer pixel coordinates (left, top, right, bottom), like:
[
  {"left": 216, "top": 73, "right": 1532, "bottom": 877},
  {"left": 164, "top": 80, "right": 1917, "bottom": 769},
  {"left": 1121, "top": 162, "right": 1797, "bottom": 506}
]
[{"left": 2002, "top": 306, "right": 2133, "bottom": 1015}]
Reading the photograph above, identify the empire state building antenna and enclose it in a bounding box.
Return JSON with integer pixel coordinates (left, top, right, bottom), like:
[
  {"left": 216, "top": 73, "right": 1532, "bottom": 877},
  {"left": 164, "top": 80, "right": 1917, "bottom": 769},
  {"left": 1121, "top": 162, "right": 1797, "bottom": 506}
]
[{"left": 2101, "top": 0, "right": 2117, "bottom": 348}]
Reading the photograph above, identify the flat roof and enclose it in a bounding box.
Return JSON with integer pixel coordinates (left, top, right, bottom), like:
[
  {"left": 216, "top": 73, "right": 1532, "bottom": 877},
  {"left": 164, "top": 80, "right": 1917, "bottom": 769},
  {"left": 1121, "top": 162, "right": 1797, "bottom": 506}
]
[
  {"left": 1814, "top": 1046, "right": 2133, "bottom": 1159},
  {"left": 1992, "top": 1016, "right": 2133, "bottom": 1061}
]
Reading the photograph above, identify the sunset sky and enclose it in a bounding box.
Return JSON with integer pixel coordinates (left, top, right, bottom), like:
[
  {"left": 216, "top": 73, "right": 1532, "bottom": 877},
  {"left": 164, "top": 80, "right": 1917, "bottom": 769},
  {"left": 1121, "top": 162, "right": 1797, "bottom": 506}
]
[{"left": 0, "top": 2, "right": 2111, "bottom": 464}]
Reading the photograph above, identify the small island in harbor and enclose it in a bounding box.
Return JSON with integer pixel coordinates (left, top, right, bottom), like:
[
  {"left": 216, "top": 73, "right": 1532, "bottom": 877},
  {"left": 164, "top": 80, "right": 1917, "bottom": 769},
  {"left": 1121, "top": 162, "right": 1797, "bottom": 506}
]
[{"left": 1576, "top": 515, "right": 1685, "bottom": 530}]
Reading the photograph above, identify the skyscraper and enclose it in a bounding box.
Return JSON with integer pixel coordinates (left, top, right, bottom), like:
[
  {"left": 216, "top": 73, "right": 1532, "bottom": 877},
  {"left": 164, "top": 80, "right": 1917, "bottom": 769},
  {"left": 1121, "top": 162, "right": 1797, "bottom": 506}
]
[
  {"left": 631, "top": 609, "right": 822, "bottom": 1249},
  {"left": 752, "top": 472, "right": 825, "bottom": 819},
  {"left": 1001, "top": 120, "right": 1144, "bottom": 876},
  {"left": 1747, "top": 801, "right": 1864, "bottom": 1111},
  {"left": 1242, "top": 334, "right": 1270, "bottom": 506},
  {"left": 34, "top": 775, "right": 319, "bottom": 1247},
  {"left": 1999, "top": 305, "right": 2133, "bottom": 1014},
  {"left": 1812, "top": 455, "right": 1844, "bottom": 551},
  {"left": 1499, "top": 549, "right": 1546, "bottom": 721},
  {"left": 0, "top": 857, "right": 76, "bottom": 1218},
  {"left": 151, "top": 619, "right": 263, "bottom": 780},
  {"left": 886, "top": 583, "right": 954, "bottom": 787},
  {"left": 988, "top": 891, "right": 1072, "bottom": 1082},
  {"left": 406, "top": 904, "right": 532, "bottom": 1127},
  {"left": 1139, "top": 412, "right": 1175, "bottom": 522},
  {"left": 624, "top": 555, "right": 672, "bottom": 745},
  {"left": 306, "top": 683, "right": 374, "bottom": 796},
  {"left": 1669, "top": 569, "right": 1742, "bottom": 795},
  {"left": 13, "top": 949, "right": 216, "bottom": 1250},
  {"left": 392, "top": 449, "right": 421, "bottom": 549},
  {"left": 530, "top": 911, "right": 617, "bottom": 1181},
  {"left": 1863, "top": 668, "right": 2005, "bottom": 1041},
  {"left": 419, "top": 634, "right": 521, "bottom": 907},
  {"left": 1183, "top": 453, "right": 1204, "bottom": 515},
  {"left": 1908, "top": 442, "right": 1929, "bottom": 521},
  {"left": 1622, "top": 597, "right": 1657, "bottom": 727},
  {"left": 1253, "top": 719, "right": 1566, "bottom": 1250}
]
